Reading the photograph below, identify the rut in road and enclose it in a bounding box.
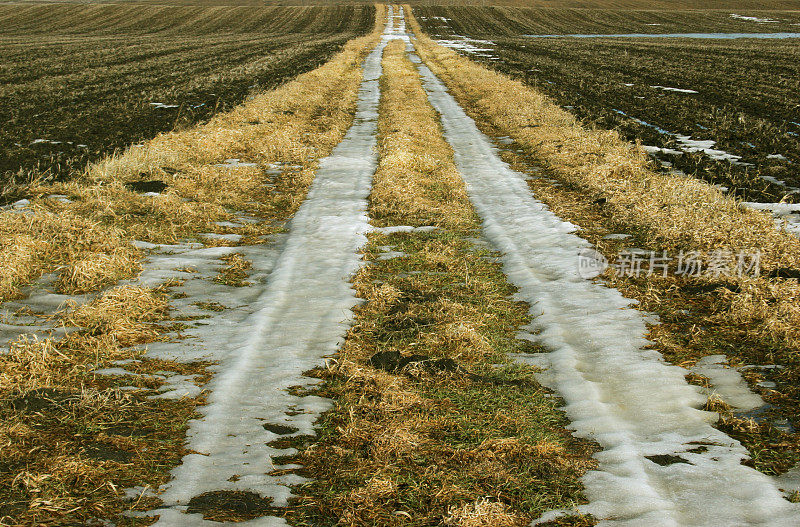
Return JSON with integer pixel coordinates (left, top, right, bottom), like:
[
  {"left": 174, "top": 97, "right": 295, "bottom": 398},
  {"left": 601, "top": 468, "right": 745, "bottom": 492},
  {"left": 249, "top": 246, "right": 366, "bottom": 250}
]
[
  {"left": 399, "top": 12, "right": 800, "bottom": 527},
  {"left": 137, "top": 12, "right": 407, "bottom": 526}
]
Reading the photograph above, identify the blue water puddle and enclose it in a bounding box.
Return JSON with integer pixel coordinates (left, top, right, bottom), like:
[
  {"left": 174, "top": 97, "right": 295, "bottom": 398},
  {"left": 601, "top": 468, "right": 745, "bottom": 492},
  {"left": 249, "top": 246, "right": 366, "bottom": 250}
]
[{"left": 525, "top": 32, "right": 800, "bottom": 39}]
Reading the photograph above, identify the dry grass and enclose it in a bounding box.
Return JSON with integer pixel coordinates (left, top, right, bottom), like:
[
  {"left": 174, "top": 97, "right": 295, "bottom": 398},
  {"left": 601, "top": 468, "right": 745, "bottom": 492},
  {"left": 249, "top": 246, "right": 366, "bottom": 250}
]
[
  {"left": 63, "top": 286, "right": 169, "bottom": 347},
  {"left": 214, "top": 253, "right": 253, "bottom": 287},
  {"left": 287, "top": 38, "right": 595, "bottom": 527},
  {"left": 370, "top": 58, "right": 475, "bottom": 230},
  {"left": 444, "top": 498, "right": 527, "bottom": 527}
]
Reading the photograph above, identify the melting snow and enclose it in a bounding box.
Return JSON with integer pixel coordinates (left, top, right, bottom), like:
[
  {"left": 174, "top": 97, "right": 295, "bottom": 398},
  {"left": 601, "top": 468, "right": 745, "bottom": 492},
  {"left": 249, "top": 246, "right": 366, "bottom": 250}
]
[
  {"left": 149, "top": 102, "right": 180, "bottom": 109},
  {"left": 436, "top": 35, "right": 496, "bottom": 59},
  {"left": 642, "top": 145, "right": 684, "bottom": 156},
  {"left": 614, "top": 109, "right": 751, "bottom": 166},
  {"left": 675, "top": 135, "right": 750, "bottom": 164},
  {"left": 46, "top": 194, "right": 73, "bottom": 204},
  {"left": 214, "top": 221, "right": 243, "bottom": 228},
  {"left": 730, "top": 13, "right": 779, "bottom": 23},
  {"left": 411, "top": 31, "right": 800, "bottom": 525},
  {"left": 135, "top": 11, "right": 404, "bottom": 525},
  {"left": 690, "top": 355, "right": 765, "bottom": 412},
  {"left": 650, "top": 85, "right": 699, "bottom": 94},
  {"left": 372, "top": 225, "right": 438, "bottom": 234},
  {"left": 741, "top": 202, "right": 800, "bottom": 237},
  {"left": 0, "top": 273, "right": 87, "bottom": 350}
]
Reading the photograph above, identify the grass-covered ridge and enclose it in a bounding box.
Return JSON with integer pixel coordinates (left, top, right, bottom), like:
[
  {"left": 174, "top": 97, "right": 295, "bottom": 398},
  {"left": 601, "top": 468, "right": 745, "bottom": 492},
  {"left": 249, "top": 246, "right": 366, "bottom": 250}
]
[{"left": 287, "top": 38, "right": 596, "bottom": 527}]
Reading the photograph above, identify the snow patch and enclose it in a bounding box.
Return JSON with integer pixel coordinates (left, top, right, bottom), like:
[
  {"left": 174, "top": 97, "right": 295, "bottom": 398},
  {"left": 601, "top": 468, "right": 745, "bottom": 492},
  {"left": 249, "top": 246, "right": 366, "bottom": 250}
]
[
  {"left": 372, "top": 225, "right": 439, "bottom": 234},
  {"left": 741, "top": 202, "right": 800, "bottom": 238},
  {"left": 0, "top": 273, "right": 88, "bottom": 350},
  {"left": 642, "top": 145, "right": 684, "bottom": 156},
  {"left": 650, "top": 85, "right": 699, "bottom": 94},
  {"left": 690, "top": 355, "right": 765, "bottom": 412},
  {"left": 614, "top": 109, "right": 751, "bottom": 166},
  {"left": 436, "top": 35, "right": 496, "bottom": 59},
  {"left": 149, "top": 102, "right": 179, "bottom": 109},
  {"left": 730, "top": 13, "right": 779, "bottom": 23}
]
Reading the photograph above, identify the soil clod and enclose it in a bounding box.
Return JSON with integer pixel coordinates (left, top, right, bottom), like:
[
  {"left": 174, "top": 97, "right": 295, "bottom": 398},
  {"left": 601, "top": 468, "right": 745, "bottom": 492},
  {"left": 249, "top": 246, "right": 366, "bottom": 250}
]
[
  {"left": 262, "top": 423, "right": 299, "bottom": 435},
  {"left": 124, "top": 180, "right": 168, "bottom": 193},
  {"left": 645, "top": 454, "right": 692, "bottom": 466}
]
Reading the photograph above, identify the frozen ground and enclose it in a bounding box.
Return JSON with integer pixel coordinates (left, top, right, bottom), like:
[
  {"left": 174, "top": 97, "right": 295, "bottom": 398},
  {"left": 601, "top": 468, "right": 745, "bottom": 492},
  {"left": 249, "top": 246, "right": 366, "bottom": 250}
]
[{"left": 406, "top": 24, "right": 800, "bottom": 526}]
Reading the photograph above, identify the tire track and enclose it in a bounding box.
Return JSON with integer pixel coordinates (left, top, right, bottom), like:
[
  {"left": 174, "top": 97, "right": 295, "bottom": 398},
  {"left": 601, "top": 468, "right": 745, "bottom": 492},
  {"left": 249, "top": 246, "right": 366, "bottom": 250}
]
[
  {"left": 401, "top": 10, "right": 800, "bottom": 527},
  {"left": 135, "top": 13, "right": 403, "bottom": 527}
]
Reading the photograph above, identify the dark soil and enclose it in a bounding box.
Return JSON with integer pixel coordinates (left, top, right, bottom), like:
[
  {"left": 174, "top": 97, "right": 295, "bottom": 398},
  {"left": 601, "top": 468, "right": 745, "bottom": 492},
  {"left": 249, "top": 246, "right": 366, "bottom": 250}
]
[
  {"left": 0, "top": 3, "right": 375, "bottom": 192},
  {"left": 415, "top": 6, "right": 800, "bottom": 203}
]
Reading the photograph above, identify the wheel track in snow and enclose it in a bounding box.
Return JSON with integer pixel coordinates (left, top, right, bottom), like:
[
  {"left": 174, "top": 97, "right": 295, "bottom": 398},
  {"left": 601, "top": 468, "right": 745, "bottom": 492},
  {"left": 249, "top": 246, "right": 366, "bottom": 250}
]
[
  {"left": 136, "top": 10, "right": 409, "bottom": 526},
  {"left": 400, "top": 11, "right": 800, "bottom": 527}
]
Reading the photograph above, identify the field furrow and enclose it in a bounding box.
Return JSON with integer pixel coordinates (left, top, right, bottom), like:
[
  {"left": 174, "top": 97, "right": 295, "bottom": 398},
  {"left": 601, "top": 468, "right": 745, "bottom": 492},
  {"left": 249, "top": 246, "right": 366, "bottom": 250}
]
[
  {"left": 415, "top": 5, "right": 800, "bottom": 203},
  {"left": 0, "top": 3, "right": 376, "bottom": 189}
]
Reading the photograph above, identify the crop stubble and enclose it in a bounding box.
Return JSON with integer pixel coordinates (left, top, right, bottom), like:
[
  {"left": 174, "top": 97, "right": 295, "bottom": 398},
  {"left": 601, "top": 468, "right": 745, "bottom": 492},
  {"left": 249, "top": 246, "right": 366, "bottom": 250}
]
[
  {"left": 415, "top": 5, "right": 800, "bottom": 202},
  {"left": 0, "top": 3, "right": 375, "bottom": 192}
]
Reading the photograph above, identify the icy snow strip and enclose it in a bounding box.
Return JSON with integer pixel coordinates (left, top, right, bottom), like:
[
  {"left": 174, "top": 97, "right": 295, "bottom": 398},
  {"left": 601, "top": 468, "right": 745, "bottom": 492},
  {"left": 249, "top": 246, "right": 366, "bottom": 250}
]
[
  {"left": 730, "top": 13, "right": 779, "bottom": 23},
  {"left": 435, "top": 35, "right": 496, "bottom": 59},
  {"left": 142, "top": 19, "right": 400, "bottom": 526},
  {"left": 650, "top": 85, "right": 699, "bottom": 94},
  {"left": 613, "top": 109, "right": 751, "bottom": 166},
  {"left": 411, "top": 41, "right": 800, "bottom": 526}
]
